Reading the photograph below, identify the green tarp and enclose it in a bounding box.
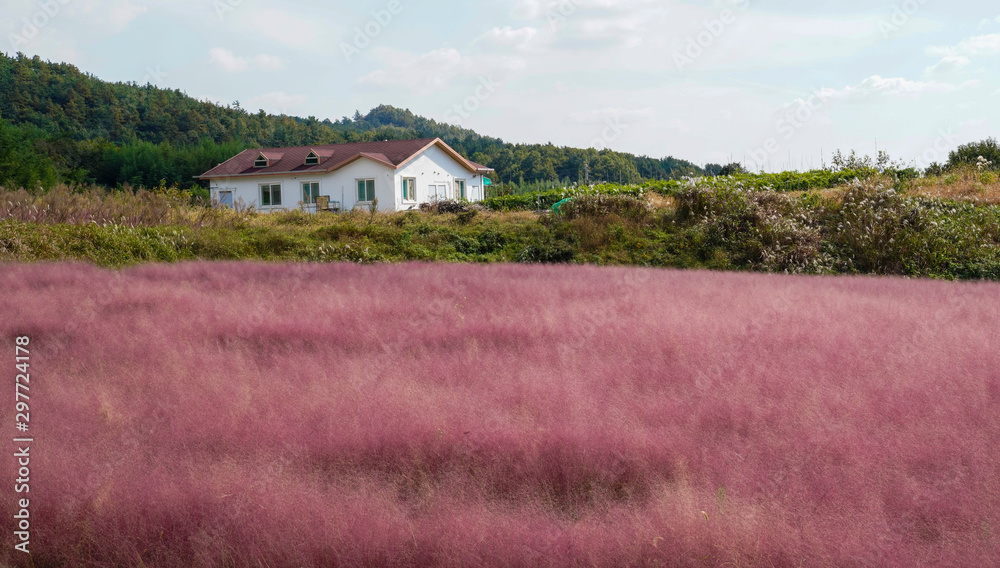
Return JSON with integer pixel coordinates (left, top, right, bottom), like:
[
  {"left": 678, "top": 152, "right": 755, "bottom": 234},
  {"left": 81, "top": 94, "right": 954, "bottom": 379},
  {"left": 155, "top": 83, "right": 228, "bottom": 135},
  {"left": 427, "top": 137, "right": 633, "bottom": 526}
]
[{"left": 550, "top": 198, "right": 574, "bottom": 213}]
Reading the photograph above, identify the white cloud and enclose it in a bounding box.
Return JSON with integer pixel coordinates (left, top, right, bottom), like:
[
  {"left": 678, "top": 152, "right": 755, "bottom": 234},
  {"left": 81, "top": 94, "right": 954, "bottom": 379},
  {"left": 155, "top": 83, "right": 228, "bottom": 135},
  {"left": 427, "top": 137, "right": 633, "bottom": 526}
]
[
  {"left": 4, "top": 0, "right": 147, "bottom": 42},
  {"left": 209, "top": 48, "right": 247, "bottom": 73},
  {"left": 104, "top": 0, "right": 148, "bottom": 32},
  {"left": 577, "top": 14, "right": 648, "bottom": 37},
  {"left": 209, "top": 48, "right": 284, "bottom": 73},
  {"left": 358, "top": 48, "right": 467, "bottom": 94},
  {"left": 240, "top": 9, "right": 318, "bottom": 48},
  {"left": 246, "top": 92, "right": 307, "bottom": 115},
  {"left": 923, "top": 56, "right": 971, "bottom": 79},
  {"left": 357, "top": 47, "right": 524, "bottom": 95},
  {"left": 479, "top": 26, "right": 540, "bottom": 51},
  {"left": 4, "top": 27, "right": 81, "bottom": 64},
  {"left": 550, "top": 5, "right": 886, "bottom": 72},
  {"left": 926, "top": 34, "right": 1000, "bottom": 58},
  {"left": 570, "top": 107, "right": 654, "bottom": 123},
  {"left": 812, "top": 75, "right": 964, "bottom": 103},
  {"left": 252, "top": 54, "right": 284, "bottom": 71},
  {"left": 511, "top": 0, "right": 673, "bottom": 49},
  {"left": 511, "top": 0, "right": 538, "bottom": 19},
  {"left": 550, "top": 1, "right": 674, "bottom": 51},
  {"left": 513, "top": 0, "right": 664, "bottom": 20}
]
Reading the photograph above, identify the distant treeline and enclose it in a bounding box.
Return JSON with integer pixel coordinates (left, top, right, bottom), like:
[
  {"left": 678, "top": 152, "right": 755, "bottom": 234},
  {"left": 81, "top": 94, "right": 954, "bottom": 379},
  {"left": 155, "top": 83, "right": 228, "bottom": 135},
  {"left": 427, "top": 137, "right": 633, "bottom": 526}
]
[{"left": 0, "top": 52, "right": 704, "bottom": 192}]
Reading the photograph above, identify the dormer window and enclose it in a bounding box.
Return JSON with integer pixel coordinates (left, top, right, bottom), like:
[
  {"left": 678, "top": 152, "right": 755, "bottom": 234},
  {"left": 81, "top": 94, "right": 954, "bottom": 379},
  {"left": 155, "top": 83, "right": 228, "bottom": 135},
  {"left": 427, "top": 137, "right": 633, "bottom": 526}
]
[
  {"left": 305, "top": 151, "right": 320, "bottom": 166},
  {"left": 254, "top": 153, "right": 269, "bottom": 168}
]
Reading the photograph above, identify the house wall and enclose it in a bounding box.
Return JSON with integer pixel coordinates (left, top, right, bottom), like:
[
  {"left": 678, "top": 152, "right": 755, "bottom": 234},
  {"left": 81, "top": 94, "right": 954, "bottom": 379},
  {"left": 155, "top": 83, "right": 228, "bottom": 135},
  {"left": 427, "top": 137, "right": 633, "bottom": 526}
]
[
  {"left": 208, "top": 144, "right": 486, "bottom": 213},
  {"left": 319, "top": 158, "right": 397, "bottom": 211},
  {"left": 394, "top": 145, "right": 485, "bottom": 209},
  {"left": 209, "top": 160, "right": 396, "bottom": 213}
]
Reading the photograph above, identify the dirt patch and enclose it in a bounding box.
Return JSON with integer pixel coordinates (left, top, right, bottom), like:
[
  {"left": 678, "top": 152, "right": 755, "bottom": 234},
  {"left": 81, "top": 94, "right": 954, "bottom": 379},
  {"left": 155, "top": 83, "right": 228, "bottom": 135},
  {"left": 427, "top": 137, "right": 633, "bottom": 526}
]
[
  {"left": 908, "top": 172, "right": 1000, "bottom": 204},
  {"left": 645, "top": 192, "right": 675, "bottom": 210}
]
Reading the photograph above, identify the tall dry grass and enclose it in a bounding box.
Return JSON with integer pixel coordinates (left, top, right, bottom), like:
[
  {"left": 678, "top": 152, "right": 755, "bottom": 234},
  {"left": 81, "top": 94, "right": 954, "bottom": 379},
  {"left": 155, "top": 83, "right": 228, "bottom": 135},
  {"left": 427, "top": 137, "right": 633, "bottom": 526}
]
[
  {"left": 782, "top": 167, "right": 1000, "bottom": 205},
  {"left": 0, "top": 185, "right": 177, "bottom": 226},
  {"left": 909, "top": 166, "right": 1000, "bottom": 204},
  {"left": 1, "top": 262, "right": 998, "bottom": 567}
]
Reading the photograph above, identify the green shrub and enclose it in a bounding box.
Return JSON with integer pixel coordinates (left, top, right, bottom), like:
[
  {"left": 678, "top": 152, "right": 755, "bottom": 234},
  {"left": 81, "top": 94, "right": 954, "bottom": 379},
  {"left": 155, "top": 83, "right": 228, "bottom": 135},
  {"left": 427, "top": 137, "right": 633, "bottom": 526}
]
[
  {"left": 818, "top": 179, "right": 997, "bottom": 277},
  {"left": 274, "top": 210, "right": 315, "bottom": 226},
  {"left": 482, "top": 185, "right": 647, "bottom": 211},
  {"left": 313, "top": 223, "right": 363, "bottom": 241},
  {"left": 248, "top": 231, "right": 306, "bottom": 257},
  {"left": 476, "top": 229, "right": 507, "bottom": 254},
  {"left": 822, "top": 181, "right": 927, "bottom": 274},
  {"left": 948, "top": 138, "right": 1000, "bottom": 171},
  {"left": 516, "top": 238, "right": 575, "bottom": 263},
  {"left": 673, "top": 183, "right": 828, "bottom": 273},
  {"left": 449, "top": 234, "right": 480, "bottom": 255},
  {"left": 558, "top": 194, "right": 650, "bottom": 224}
]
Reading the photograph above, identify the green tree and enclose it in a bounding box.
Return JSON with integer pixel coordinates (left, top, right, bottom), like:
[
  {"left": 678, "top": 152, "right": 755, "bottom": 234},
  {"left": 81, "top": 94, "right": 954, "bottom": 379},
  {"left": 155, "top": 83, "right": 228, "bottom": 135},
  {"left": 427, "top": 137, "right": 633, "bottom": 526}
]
[
  {"left": 948, "top": 138, "right": 1000, "bottom": 171},
  {"left": 0, "top": 117, "right": 59, "bottom": 190}
]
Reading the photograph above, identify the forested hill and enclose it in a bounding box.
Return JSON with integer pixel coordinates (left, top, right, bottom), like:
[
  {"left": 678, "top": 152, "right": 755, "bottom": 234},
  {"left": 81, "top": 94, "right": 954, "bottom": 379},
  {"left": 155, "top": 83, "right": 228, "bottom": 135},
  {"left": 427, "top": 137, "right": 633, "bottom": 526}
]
[{"left": 0, "top": 52, "right": 703, "bottom": 192}]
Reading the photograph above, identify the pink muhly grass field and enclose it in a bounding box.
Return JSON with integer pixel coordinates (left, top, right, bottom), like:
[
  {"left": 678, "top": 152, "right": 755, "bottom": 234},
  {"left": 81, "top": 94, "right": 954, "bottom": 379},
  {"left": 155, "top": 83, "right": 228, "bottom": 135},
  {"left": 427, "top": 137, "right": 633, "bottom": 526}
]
[{"left": 1, "top": 261, "right": 999, "bottom": 567}]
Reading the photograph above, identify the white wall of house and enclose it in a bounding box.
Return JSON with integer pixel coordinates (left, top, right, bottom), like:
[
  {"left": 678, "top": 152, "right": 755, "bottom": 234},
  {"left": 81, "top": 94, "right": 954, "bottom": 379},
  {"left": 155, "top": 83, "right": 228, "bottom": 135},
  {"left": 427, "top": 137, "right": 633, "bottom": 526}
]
[
  {"left": 395, "top": 145, "right": 485, "bottom": 210},
  {"left": 321, "top": 158, "right": 397, "bottom": 211},
  {"left": 208, "top": 145, "right": 487, "bottom": 213}
]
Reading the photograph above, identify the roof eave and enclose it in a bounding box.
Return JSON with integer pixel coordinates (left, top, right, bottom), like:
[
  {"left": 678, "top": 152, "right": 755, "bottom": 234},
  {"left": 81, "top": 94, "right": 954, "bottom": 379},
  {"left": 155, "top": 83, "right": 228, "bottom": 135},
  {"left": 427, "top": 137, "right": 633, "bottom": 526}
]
[
  {"left": 201, "top": 154, "right": 397, "bottom": 179},
  {"left": 200, "top": 169, "right": 322, "bottom": 179},
  {"left": 393, "top": 138, "right": 485, "bottom": 175},
  {"left": 323, "top": 153, "right": 396, "bottom": 172}
]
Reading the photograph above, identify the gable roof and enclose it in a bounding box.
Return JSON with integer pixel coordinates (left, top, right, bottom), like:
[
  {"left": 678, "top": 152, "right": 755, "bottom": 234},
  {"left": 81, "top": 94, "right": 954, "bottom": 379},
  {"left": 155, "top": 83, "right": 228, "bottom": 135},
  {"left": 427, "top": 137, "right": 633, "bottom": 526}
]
[{"left": 199, "top": 138, "right": 494, "bottom": 179}]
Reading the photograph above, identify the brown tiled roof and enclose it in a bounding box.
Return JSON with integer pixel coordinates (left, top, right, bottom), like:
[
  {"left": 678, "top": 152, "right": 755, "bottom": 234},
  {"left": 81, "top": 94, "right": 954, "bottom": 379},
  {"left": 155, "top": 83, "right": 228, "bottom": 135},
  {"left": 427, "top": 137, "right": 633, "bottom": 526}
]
[{"left": 199, "top": 138, "right": 493, "bottom": 179}]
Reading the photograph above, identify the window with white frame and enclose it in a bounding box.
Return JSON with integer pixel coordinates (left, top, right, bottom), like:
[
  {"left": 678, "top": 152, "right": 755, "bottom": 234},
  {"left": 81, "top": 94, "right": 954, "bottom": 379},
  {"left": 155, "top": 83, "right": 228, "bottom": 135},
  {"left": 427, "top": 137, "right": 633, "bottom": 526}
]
[
  {"left": 260, "top": 183, "right": 282, "bottom": 207},
  {"left": 302, "top": 182, "right": 320, "bottom": 204},
  {"left": 254, "top": 154, "right": 269, "bottom": 168},
  {"left": 357, "top": 179, "right": 375, "bottom": 202},
  {"left": 428, "top": 183, "right": 447, "bottom": 201},
  {"left": 455, "top": 179, "right": 466, "bottom": 200},
  {"left": 402, "top": 178, "right": 416, "bottom": 201},
  {"left": 305, "top": 152, "right": 320, "bottom": 166}
]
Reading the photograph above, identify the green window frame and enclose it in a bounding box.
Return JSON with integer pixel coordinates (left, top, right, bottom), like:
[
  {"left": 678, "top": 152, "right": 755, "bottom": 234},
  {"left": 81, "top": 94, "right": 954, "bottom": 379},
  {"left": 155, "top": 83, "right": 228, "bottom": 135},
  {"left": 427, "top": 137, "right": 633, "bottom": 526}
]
[
  {"left": 357, "top": 179, "right": 375, "bottom": 202},
  {"left": 260, "top": 183, "right": 282, "bottom": 207},
  {"left": 302, "top": 182, "right": 320, "bottom": 204},
  {"left": 402, "top": 178, "right": 416, "bottom": 201}
]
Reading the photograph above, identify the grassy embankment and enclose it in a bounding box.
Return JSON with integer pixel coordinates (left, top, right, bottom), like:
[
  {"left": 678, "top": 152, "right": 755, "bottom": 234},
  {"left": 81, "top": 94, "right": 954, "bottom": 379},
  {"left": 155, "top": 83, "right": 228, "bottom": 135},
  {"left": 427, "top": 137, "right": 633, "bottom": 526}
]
[{"left": 1, "top": 168, "right": 999, "bottom": 278}]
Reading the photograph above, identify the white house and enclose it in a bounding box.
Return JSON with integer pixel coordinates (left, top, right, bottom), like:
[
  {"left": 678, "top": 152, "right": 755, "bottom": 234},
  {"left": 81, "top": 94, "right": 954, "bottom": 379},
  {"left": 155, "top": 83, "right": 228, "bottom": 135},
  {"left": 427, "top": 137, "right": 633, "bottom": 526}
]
[{"left": 199, "top": 138, "right": 494, "bottom": 213}]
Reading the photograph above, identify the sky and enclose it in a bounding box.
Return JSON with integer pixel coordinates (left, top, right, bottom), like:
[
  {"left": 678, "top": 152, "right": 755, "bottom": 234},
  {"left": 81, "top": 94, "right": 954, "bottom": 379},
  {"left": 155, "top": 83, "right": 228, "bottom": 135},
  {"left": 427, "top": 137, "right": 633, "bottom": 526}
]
[{"left": 2, "top": 0, "right": 999, "bottom": 172}]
